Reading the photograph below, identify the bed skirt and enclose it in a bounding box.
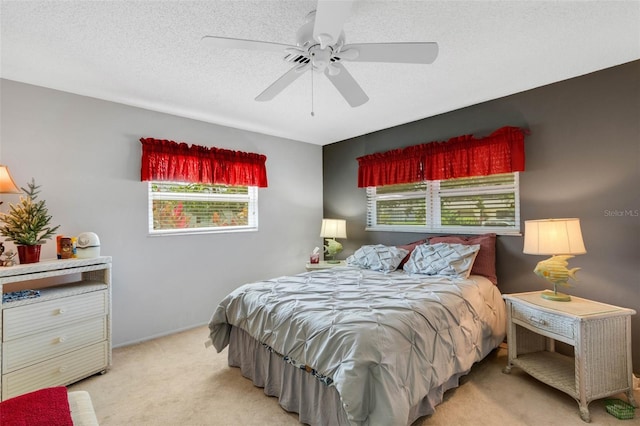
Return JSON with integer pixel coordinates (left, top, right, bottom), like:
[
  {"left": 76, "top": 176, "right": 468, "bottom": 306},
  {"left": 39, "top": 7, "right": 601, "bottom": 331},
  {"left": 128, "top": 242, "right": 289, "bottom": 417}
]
[{"left": 228, "top": 326, "right": 469, "bottom": 425}]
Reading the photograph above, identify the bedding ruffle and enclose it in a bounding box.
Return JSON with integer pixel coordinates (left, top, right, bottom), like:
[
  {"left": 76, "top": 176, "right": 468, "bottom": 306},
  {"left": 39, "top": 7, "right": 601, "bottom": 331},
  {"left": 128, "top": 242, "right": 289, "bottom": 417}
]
[
  {"left": 229, "top": 326, "right": 473, "bottom": 426},
  {"left": 209, "top": 267, "right": 505, "bottom": 425}
]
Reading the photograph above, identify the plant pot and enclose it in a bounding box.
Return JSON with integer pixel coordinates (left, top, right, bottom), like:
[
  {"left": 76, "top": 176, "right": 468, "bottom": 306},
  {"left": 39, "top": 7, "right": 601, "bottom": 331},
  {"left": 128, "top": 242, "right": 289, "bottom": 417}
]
[{"left": 17, "top": 245, "right": 42, "bottom": 264}]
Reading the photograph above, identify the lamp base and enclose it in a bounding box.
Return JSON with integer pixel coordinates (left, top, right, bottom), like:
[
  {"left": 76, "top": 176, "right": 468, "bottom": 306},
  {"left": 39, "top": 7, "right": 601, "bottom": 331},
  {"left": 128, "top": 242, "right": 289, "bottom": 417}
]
[
  {"left": 541, "top": 290, "right": 571, "bottom": 302},
  {"left": 326, "top": 260, "right": 341, "bottom": 264}
]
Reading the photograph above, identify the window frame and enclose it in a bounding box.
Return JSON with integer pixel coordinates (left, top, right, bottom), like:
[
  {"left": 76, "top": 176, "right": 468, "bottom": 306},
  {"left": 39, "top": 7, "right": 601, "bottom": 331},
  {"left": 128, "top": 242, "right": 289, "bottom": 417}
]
[
  {"left": 147, "top": 181, "right": 259, "bottom": 236},
  {"left": 365, "top": 172, "right": 520, "bottom": 235}
]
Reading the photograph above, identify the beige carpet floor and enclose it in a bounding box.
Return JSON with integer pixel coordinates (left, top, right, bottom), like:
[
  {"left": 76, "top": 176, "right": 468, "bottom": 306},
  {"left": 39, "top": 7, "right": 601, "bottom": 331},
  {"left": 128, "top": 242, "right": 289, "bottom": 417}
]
[{"left": 68, "top": 325, "right": 639, "bottom": 426}]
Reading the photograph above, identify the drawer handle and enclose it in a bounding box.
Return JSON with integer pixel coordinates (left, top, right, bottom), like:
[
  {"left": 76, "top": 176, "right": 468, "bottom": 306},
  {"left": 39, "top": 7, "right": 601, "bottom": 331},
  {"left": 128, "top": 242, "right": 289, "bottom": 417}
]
[
  {"left": 529, "top": 316, "right": 548, "bottom": 326},
  {"left": 59, "top": 366, "right": 68, "bottom": 373},
  {"left": 56, "top": 308, "right": 66, "bottom": 315},
  {"left": 57, "top": 336, "right": 67, "bottom": 343}
]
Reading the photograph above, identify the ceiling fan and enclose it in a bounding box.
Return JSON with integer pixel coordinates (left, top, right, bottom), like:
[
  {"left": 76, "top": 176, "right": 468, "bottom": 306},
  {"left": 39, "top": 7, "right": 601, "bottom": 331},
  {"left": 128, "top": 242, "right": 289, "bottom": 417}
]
[{"left": 201, "top": 0, "right": 438, "bottom": 108}]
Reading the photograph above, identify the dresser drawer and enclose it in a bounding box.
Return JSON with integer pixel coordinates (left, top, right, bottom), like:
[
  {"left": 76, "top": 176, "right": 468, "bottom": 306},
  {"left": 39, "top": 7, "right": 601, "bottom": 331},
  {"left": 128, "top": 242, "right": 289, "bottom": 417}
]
[
  {"left": 3, "top": 291, "right": 107, "bottom": 341},
  {"left": 511, "top": 302, "right": 574, "bottom": 341},
  {"left": 2, "top": 316, "right": 107, "bottom": 373},
  {"left": 2, "top": 341, "right": 108, "bottom": 400}
]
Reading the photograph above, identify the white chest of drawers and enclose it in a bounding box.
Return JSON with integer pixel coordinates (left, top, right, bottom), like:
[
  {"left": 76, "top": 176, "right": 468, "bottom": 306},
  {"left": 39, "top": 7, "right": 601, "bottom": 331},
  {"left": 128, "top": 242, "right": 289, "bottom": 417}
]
[
  {"left": 503, "top": 291, "right": 636, "bottom": 422},
  {"left": 0, "top": 256, "right": 112, "bottom": 400}
]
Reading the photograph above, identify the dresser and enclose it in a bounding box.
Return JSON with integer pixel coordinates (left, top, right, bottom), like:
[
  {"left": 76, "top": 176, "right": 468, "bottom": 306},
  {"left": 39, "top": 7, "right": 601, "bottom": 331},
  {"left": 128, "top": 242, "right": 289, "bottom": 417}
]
[
  {"left": 503, "top": 292, "right": 636, "bottom": 422},
  {"left": 0, "top": 256, "right": 112, "bottom": 400}
]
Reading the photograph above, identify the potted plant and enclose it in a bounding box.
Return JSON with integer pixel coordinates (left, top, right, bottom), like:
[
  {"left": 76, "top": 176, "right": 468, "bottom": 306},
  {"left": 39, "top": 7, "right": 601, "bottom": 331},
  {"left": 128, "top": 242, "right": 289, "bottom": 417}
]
[{"left": 0, "top": 179, "right": 60, "bottom": 264}]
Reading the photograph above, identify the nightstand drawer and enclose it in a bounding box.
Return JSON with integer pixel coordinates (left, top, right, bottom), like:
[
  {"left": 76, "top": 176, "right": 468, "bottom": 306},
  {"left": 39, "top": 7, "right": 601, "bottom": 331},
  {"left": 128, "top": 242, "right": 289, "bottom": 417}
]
[
  {"left": 2, "top": 316, "right": 107, "bottom": 373},
  {"left": 511, "top": 302, "right": 574, "bottom": 340},
  {"left": 3, "top": 291, "right": 107, "bottom": 341}
]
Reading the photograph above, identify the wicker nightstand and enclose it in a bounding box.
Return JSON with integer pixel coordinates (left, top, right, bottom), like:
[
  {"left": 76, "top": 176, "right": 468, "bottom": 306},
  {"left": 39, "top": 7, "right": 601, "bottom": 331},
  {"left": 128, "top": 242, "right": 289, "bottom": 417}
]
[
  {"left": 305, "top": 260, "right": 346, "bottom": 271},
  {"left": 502, "top": 292, "right": 637, "bottom": 422}
]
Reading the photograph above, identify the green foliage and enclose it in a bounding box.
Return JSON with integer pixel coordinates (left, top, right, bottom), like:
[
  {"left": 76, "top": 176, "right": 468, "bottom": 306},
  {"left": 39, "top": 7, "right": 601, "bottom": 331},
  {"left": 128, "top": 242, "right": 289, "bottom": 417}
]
[
  {"left": 0, "top": 179, "right": 60, "bottom": 245},
  {"left": 151, "top": 182, "right": 250, "bottom": 230}
]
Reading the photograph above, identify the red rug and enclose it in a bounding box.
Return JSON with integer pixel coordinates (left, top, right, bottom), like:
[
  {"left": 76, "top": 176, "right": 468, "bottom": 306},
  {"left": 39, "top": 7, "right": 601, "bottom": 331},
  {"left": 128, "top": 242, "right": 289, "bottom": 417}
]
[{"left": 0, "top": 387, "right": 73, "bottom": 426}]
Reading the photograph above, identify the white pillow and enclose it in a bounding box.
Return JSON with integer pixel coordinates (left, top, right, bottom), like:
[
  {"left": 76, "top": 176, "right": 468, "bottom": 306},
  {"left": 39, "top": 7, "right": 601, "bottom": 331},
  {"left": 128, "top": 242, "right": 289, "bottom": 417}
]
[
  {"left": 346, "top": 244, "right": 409, "bottom": 272},
  {"left": 402, "top": 242, "right": 480, "bottom": 278}
]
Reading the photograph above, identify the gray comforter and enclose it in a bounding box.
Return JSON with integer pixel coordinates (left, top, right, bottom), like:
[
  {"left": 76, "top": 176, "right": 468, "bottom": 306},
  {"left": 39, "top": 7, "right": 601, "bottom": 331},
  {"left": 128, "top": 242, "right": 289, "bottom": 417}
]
[{"left": 208, "top": 266, "right": 505, "bottom": 425}]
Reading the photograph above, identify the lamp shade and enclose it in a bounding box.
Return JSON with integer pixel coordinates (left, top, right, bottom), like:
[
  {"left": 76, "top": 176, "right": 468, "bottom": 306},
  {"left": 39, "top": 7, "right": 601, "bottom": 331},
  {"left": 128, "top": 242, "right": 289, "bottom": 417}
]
[
  {"left": 0, "top": 166, "right": 20, "bottom": 194},
  {"left": 523, "top": 218, "right": 586, "bottom": 255},
  {"left": 320, "top": 218, "right": 347, "bottom": 239}
]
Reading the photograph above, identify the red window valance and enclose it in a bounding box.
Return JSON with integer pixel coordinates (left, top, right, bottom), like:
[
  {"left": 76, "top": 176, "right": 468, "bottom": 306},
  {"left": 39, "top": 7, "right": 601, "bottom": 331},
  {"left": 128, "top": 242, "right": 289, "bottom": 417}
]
[
  {"left": 140, "top": 138, "right": 268, "bottom": 187},
  {"left": 357, "top": 126, "right": 527, "bottom": 187}
]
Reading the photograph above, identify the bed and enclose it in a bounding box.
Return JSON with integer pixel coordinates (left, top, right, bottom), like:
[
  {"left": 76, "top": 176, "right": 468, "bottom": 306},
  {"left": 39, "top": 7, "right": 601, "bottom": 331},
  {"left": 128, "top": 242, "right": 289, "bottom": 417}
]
[{"left": 208, "top": 235, "right": 506, "bottom": 425}]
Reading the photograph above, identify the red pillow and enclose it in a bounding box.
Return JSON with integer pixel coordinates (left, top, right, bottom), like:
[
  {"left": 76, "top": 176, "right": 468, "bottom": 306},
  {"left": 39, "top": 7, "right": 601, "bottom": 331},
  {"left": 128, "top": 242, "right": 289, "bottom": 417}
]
[
  {"left": 0, "top": 387, "right": 73, "bottom": 426},
  {"left": 429, "top": 233, "right": 497, "bottom": 284},
  {"left": 397, "top": 238, "right": 430, "bottom": 268}
]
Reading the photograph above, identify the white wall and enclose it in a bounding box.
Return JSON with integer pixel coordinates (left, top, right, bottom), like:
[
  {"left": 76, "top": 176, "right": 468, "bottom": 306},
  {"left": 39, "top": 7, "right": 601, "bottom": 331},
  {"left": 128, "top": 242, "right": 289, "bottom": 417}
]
[{"left": 0, "top": 79, "right": 324, "bottom": 346}]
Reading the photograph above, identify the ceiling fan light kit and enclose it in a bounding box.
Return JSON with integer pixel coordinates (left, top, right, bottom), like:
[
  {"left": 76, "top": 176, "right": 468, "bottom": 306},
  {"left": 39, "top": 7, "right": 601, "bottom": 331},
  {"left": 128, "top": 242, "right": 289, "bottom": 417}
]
[{"left": 201, "top": 0, "right": 438, "bottom": 109}]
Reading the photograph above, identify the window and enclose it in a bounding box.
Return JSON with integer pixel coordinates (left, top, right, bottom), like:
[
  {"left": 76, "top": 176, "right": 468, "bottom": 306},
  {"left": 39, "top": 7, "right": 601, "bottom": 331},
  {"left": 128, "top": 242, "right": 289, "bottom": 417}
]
[
  {"left": 366, "top": 172, "right": 520, "bottom": 235},
  {"left": 148, "top": 182, "right": 258, "bottom": 235},
  {"left": 140, "top": 137, "right": 267, "bottom": 236}
]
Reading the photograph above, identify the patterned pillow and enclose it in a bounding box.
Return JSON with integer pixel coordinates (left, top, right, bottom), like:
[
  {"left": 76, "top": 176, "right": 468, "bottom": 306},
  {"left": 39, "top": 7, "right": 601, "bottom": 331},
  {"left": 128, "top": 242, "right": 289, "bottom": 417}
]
[
  {"left": 346, "top": 244, "right": 409, "bottom": 272},
  {"left": 402, "top": 242, "right": 480, "bottom": 278},
  {"left": 397, "top": 238, "right": 430, "bottom": 268},
  {"left": 429, "top": 233, "right": 497, "bottom": 284}
]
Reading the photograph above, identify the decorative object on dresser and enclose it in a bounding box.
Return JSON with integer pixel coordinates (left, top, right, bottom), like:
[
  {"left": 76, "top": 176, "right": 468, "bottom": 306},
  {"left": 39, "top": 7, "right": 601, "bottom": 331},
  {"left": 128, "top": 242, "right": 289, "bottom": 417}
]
[
  {"left": 319, "top": 218, "right": 346, "bottom": 263},
  {"left": 0, "top": 179, "right": 61, "bottom": 265},
  {"left": 523, "top": 218, "right": 586, "bottom": 301},
  {"left": 503, "top": 292, "right": 637, "bottom": 422},
  {"left": 0, "top": 256, "right": 112, "bottom": 401},
  {"left": 0, "top": 249, "right": 17, "bottom": 267},
  {"left": 76, "top": 232, "right": 101, "bottom": 258},
  {"left": 59, "top": 237, "right": 74, "bottom": 259}
]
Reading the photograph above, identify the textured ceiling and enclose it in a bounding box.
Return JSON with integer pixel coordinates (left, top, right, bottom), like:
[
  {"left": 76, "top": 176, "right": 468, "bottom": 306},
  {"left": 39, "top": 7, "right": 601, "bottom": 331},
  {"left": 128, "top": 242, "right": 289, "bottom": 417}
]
[{"left": 1, "top": 1, "right": 639, "bottom": 145}]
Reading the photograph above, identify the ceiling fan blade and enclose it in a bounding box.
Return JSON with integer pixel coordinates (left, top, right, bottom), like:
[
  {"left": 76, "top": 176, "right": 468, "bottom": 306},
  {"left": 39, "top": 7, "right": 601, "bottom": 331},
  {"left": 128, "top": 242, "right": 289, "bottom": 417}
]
[
  {"left": 324, "top": 62, "right": 368, "bottom": 107},
  {"left": 255, "top": 64, "right": 310, "bottom": 102},
  {"left": 341, "top": 42, "right": 439, "bottom": 64},
  {"left": 313, "top": 0, "right": 353, "bottom": 49},
  {"left": 201, "top": 35, "right": 296, "bottom": 52}
]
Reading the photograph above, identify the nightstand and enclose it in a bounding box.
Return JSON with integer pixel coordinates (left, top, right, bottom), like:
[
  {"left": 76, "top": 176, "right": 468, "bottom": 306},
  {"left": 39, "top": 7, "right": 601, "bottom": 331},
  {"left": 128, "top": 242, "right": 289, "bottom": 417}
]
[
  {"left": 502, "top": 291, "right": 636, "bottom": 422},
  {"left": 305, "top": 260, "right": 346, "bottom": 271}
]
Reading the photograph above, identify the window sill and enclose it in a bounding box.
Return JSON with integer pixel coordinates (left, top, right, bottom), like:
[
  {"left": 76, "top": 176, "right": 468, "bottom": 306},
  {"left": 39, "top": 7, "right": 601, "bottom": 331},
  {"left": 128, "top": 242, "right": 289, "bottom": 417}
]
[{"left": 148, "top": 227, "right": 258, "bottom": 237}]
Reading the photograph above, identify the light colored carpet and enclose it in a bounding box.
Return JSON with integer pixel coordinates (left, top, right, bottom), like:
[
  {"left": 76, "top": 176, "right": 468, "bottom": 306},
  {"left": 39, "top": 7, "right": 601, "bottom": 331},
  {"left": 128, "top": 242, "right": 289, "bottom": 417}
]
[{"left": 68, "top": 325, "right": 639, "bottom": 425}]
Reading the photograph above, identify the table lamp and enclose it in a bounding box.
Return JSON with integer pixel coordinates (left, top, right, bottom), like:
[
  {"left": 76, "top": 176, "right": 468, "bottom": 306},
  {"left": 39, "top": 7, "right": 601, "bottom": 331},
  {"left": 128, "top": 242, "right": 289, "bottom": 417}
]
[
  {"left": 0, "top": 166, "right": 21, "bottom": 195},
  {"left": 320, "top": 218, "right": 347, "bottom": 263},
  {"left": 0, "top": 165, "right": 22, "bottom": 260},
  {"left": 523, "top": 218, "right": 586, "bottom": 301}
]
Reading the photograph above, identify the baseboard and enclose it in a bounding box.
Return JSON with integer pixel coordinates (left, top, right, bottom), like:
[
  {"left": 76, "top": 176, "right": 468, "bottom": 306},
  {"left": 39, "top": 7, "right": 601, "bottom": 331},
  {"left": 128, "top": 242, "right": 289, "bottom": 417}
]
[{"left": 112, "top": 322, "right": 208, "bottom": 349}]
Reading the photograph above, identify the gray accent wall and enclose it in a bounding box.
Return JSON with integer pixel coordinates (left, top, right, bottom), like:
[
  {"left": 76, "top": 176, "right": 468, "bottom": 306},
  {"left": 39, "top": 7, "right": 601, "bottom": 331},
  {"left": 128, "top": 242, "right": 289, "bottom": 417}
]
[
  {"left": 0, "top": 79, "right": 323, "bottom": 347},
  {"left": 323, "top": 60, "right": 640, "bottom": 372}
]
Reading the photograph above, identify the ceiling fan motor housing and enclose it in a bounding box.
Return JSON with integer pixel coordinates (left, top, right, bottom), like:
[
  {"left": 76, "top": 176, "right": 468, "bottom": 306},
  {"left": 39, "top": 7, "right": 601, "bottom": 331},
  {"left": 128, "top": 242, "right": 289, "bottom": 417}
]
[{"left": 293, "top": 11, "right": 345, "bottom": 72}]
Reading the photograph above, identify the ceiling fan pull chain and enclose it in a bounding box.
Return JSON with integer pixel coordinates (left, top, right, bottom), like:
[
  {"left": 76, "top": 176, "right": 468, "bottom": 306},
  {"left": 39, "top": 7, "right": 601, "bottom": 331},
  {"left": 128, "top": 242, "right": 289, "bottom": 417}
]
[{"left": 311, "top": 65, "right": 315, "bottom": 117}]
